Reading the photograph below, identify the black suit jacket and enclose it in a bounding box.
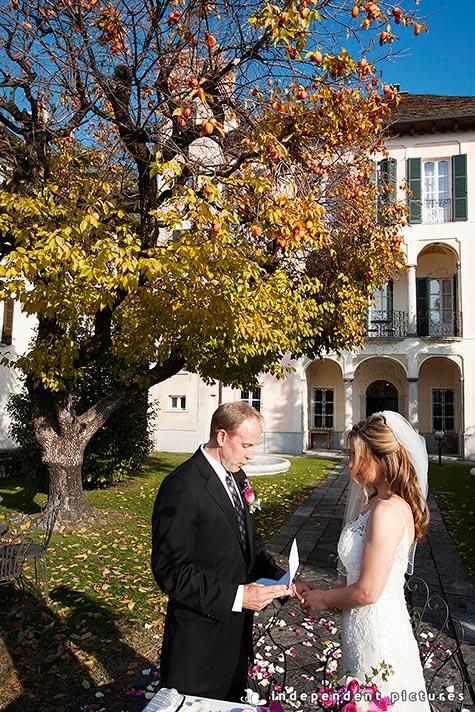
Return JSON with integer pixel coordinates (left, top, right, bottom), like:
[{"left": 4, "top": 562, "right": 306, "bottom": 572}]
[{"left": 151, "top": 448, "right": 283, "bottom": 698}]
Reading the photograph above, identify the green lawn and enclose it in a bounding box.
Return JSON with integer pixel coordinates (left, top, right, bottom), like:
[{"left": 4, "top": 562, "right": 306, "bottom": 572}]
[
  {"left": 428, "top": 461, "right": 475, "bottom": 583},
  {"left": 0, "top": 452, "right": 337, "bottom": 712}
]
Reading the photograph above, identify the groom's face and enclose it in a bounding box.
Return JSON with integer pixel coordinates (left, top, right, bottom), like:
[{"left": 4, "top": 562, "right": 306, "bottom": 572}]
[{"left": 217, "top": 416, "right": 262, "bottom": 473}]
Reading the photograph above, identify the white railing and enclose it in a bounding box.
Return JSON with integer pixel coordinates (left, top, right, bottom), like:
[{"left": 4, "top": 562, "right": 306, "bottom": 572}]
[{"left": 422, "top": 198, "right": 452, "bottom": 224}]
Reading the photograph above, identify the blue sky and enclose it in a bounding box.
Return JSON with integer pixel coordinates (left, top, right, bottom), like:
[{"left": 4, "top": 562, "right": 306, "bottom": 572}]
[{"left": 380, "top": 1, "right": 475, "bottom": 96}]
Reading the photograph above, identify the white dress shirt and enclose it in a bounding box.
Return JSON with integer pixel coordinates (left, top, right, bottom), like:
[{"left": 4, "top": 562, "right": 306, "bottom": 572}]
[{"left": 200, "top": 445, "right": 245, "bottom": 612}]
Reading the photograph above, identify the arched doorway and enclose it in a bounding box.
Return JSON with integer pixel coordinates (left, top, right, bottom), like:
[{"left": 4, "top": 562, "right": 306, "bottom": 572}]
[{"left": 366, "top": 380, "right": 398, "bottom": 416}]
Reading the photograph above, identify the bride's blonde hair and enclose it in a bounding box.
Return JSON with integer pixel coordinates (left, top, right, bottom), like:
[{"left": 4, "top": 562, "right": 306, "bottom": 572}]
[{"left": 349, "top": 414, "right": 429, "bottom": 541}]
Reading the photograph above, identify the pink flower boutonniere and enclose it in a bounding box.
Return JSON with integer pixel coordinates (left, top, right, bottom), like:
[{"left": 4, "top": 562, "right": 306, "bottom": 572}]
[{"left": 242, "top": 478, "right": 262, "bottom": 514}]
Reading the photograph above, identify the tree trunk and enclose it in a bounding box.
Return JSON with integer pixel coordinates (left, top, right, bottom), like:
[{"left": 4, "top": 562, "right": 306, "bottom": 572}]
[
  {"left": 28, "top": 383, "right": 131, "bottom": 524},
  {"left": 27, "top": 353, "right": 184, "bottom": 525},
  {"left": 41, "top": 435, "right": 99, "bottom": 523},
  {"left": 32, "top": 399, "right": 103, "bottom": 524}
]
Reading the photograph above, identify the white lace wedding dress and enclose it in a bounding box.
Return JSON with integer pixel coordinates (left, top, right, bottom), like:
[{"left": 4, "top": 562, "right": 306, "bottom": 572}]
[{"left": 338, "top": 507, "right": 430, "bottom": 711}]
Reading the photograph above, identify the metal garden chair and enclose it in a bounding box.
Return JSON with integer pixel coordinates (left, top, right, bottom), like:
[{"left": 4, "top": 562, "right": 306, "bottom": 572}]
[
  {"left": 21, "top": 502, "right": 61, "bottom": 601},
  {"left": 0, "top": 532, "right": 33, "bottom": 591}
]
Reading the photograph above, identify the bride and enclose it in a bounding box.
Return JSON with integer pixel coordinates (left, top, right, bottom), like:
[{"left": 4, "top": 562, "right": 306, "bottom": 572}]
[{"left": 292, "top": 412, "right": 431, "bottom": 711}]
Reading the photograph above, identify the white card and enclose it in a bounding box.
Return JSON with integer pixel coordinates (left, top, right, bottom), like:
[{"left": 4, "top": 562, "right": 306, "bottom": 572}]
[{"left": 257, "top": 538, "right": 299, "bottom": 587}]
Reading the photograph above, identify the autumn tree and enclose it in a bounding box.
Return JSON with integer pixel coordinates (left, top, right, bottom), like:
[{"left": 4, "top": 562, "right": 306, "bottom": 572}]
[{"left": 0, "top": 0, "right": 425, "bottom": 522}]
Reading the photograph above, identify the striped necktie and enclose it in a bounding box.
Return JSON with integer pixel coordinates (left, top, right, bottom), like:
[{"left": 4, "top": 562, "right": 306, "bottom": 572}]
[{"left": 225, "top": 471, "right": 247, "bottom": 546}]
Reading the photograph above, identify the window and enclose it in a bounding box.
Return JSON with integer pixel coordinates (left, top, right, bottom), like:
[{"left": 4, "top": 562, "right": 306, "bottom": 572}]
[
  {"left": 423, "top": 160, "right": 451, "bottom": 223},
  {"left": 417, "top": 277, "right": 457, "bottom": 337},
  {"left": 367, "top": 281, "right": 393, "bottom": 335},
  {"left": 432, "top": 389, "right": 455, "bottom": 432},
  {"left": 240, "top": 388, "right": 261, "bottom": 412},
  {"left": 170, "top": 396, "right": 186, "bottom": 410},
  {"left": 407, "top": 155, "right": 467, "bottom": 224},
  {"left": 371, "top": 282, "right": 393, "bottom": 313},
  {"left": 428, "top": 278, "right": 454, "bottom": 335},
  {"left": 313, "top": 388, "right": 334, "bottom": 429}
]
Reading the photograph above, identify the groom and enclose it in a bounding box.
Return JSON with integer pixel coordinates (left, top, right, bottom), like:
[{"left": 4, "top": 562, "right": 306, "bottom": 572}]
[{"left": 151, "top": 402, "right": 287, "bottom": 701}]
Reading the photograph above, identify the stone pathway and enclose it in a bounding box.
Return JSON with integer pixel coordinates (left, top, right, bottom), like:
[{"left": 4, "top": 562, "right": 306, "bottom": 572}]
[{"left": 263, "top": 458, "right": 475, "bottom": 712}]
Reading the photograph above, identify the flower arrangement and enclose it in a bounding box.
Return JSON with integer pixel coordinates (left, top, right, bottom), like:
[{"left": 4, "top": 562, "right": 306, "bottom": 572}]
[
  {"left": 243, "top": 478, "right": 261, "bottom": 513},
  {"left": 243, "top": 678, "right": 392, "bottom": 712},
  {"left": 314, "top": 675, "right": 393, "bottom": 711}
]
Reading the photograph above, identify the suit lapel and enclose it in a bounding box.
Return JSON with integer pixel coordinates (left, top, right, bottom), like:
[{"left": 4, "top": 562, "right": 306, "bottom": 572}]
[{"left": 193, "top": 449, "right": 248, "bottom": 553}]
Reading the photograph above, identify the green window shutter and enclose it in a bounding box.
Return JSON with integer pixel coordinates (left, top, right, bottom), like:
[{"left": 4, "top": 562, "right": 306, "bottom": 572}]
[
  {"left": 370, "top": 160, "right": 378, "bottom": 221},
  {"left": 453, "top": 274, "right": 460, "bottom": 336},
  {"left": 407, "top": 158, "right": 422, "bottom": 224},
  {"left": 416, "top": 278, "right": 428, "bottom": 336},
  {"left": 387, "top": 280, "right": 394, "bottom": 314},
  {"left": 452, "top": 154, "right": 467, "bottom": 222},
  {"left": 378, "top": 158, "right": 398, "bottom": 222}
]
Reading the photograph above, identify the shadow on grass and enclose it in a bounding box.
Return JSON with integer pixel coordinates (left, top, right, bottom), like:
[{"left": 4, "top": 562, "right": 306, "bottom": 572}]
[
  {"left": 0, "top": 584, "right": 159, "bottom": 712},
  {"left": 0, "top": 471, "right": 46, "bottom": 515}
]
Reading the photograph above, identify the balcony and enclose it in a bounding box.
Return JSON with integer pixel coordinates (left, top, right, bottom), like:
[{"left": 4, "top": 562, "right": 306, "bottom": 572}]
[
  {"left": 366, "top": 310, "right": 408, "bottom": 339},
  {"left": 417, "top": 310, "right": 462, "bottom": 338},
  {"left": 422, "top": 198, "right": 452, "bottom": 224}
]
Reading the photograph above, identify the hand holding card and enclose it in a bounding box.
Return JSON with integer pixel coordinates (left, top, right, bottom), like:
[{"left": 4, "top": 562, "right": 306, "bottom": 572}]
[{"left": 256, "top": 539, "right": 299, "bottom": 588}]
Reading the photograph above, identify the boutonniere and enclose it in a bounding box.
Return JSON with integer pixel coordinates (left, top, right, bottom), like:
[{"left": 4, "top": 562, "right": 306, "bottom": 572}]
[{"left": 242, "top": 478, "right": 261, "bottom": 514}]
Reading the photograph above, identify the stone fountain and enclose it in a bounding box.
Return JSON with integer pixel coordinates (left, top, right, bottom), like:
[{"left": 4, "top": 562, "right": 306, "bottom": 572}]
[{"left": 243, "top": 455, "right": 291, "bottom": 476}]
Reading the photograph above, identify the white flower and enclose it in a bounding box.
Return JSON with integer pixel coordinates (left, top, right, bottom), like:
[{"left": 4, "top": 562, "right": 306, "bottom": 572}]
[{"left": 242, "top": 689, "right": 266, "bottom": 706}]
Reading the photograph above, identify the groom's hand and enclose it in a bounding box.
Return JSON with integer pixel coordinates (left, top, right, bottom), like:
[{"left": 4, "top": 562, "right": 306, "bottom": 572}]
[{"left": 243, "top": 583, "right": 289, "bottom": 611}]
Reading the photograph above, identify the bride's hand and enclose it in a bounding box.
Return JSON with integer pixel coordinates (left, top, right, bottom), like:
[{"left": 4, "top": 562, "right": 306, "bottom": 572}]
[
  {"left": 291, "top": 579, "right": 314, "bottom": 604},
  {"left": 299, "top": 587, "right": 326, "bottom": 615}
]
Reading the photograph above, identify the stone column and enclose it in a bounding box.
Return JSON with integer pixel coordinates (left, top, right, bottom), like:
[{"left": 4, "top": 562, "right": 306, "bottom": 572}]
[
  {"left": 459, "top": 375, "right": 465, "bottom": 460},
  {"left": 407, "top": 264, "right": 417, "bottom": 335},
  {"left": 301, "top": 364, "right": 309, "bottom": 451},
  {"left": 408, "top": 378, "right": 419, "bottom": 430},
  {"left": 344, "top": 378, "right": 353, "bottom": 440}
]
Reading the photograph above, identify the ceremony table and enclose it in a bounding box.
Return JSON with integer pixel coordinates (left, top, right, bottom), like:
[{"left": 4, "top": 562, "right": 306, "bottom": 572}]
[{"left": 143, "top": 693, "right": 272, "bottom": 712}]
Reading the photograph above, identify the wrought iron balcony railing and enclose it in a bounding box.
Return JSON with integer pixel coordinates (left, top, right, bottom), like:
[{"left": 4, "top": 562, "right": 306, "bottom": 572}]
[
  {"left": 417, "top": 309, "right": 463, "bottom": 338},
  {"left": 366, "top": 310, "right": 408, "bottom": 339}
]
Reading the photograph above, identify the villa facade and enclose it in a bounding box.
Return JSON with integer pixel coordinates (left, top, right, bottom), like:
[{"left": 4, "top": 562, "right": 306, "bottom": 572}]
[
  {"left": 2, "top": 94, "right": 475, "bottom": 460},
  {"left": 149, "top": 95, "right": 475, "bottom": 460}
]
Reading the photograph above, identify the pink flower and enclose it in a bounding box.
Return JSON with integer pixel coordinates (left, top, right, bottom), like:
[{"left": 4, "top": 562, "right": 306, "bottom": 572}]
[
  {"left": 346, "top": 678, "right": 360, "bottom": 699},
  {"left": 317, "top": 687, "right": 336, "bottom": 707},
  {"left": 342, "top": 704, "right": 358, "bottom": 712},
  {"left": 268, "top": 701, "right": 284, "bottom": 712},
  {"left": 362, "top": 685, "right": 378, "bottom": 700},
  {"left": 366, "top": 695, "right": 392, "bottom": 711},
  {"left": 244, "top": 486, "right": 256, "bottom": 504},
  {"left": 243, "top": 479, "right": 256, "bottom": 502}
]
